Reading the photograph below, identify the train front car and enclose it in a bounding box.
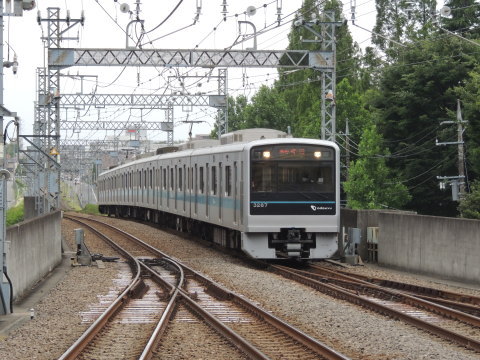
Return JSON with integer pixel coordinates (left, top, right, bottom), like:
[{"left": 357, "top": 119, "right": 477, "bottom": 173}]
[{"left": 243, "top": 139, "right": 340, "bottom": 259}]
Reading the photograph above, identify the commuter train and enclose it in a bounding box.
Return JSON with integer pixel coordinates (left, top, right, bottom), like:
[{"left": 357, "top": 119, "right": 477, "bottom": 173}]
[{"left": 97, "top": 129, "right": 340, "bottom": 260}]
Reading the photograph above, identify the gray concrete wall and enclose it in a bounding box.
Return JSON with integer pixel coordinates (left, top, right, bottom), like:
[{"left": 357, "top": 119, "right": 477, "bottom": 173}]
[
  {"left": 340, "top": 209, "right": 382, "bottom": 258},
  {"left": 6, "top": 211, "right": 62, "bottom": 300},
  {"left": 23, "top": 196, "right": 49, "bottom": 221},
  {"left": 340, "top": 209, "right": 415, "bottom": 259},
  {"left": 378, "top": 212, "right": 480, "bottom": 284}
]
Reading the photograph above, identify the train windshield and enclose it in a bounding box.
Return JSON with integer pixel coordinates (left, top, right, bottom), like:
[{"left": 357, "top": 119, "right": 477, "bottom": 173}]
[{"left": 250, "top": 144, "right": 336, "bottom": 215}]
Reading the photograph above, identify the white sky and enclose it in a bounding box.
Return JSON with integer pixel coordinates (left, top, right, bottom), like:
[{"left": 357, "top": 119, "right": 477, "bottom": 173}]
[{"left": 2, "top": 0, "right": 381, "bottom": 145}]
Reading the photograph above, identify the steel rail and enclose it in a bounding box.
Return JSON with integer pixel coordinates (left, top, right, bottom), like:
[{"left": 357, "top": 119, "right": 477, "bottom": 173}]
[
  {"left": 413, "top": 295, "right": 480, "bottom": 316},
  {"left": 271, "top": 264, "right": 480, "bottom": 353},
  {"left": 138, "top": 259, "right": 183, "bottom": 360},
  {"left": 305, "top": 265, "right": 480, "bottom": 328},
  {"left": 69, "top": 215, "right": 350, "bottom": 360},
  {"left": 65, "top": 215, "right": 271, "bottom": 360},
  {"left": 319, "top": 265, "right": 480, "bottom": 306},
  {"left": 59, "top": 218, "right": 144, "bottom": 360}
]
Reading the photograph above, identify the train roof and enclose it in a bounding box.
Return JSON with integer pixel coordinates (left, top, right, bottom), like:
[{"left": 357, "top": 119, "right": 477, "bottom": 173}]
[{"left": 99, "top": 132, "right": 338, "bottom": 178}]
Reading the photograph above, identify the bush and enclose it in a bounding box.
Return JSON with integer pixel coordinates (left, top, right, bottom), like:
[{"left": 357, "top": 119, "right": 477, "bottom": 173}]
[
  {"left": 80, "top": 204, "right": 101, "bottom": 215},
  {"left": 6, "top": 202, "right": 24, "bottom": 226},
  {"left": 458, "top": 181, "right": 480, "bottom": 219}
]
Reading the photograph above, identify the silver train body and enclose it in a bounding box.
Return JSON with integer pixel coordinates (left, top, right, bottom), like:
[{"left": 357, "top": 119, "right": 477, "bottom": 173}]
[{"left": 97, "top": 130, "right": 340, "bottom": 260}]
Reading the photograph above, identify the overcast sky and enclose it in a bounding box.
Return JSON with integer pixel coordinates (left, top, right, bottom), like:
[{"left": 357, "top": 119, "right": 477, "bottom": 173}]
[{"left": 3, "top": 0, "right": 382, "bottom": 144}]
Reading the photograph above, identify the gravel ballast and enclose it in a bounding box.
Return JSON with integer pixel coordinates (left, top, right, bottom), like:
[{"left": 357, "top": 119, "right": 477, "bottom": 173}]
[{"left": 0, "top": 214, "right": 478, "bottom": 360}]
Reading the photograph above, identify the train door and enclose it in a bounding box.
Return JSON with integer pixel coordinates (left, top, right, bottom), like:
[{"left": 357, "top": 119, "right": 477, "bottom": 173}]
[
  {"left": 145, "top": 168, "right": 148, "bottom": 205},
  {"left": 233, "top": 162, "right": 238, "bottom": 224},
  {"left": 240, "top": 161, "right": 244, "bottom": 225},
  {"left": 160, "top": 166, "right": 167, "bottom": 208},
  {"left": 206, "top": 163, "right": 209, "bottom": 218},
  {"left": 149, "top": 167, "right": 154, "bottom": 205},
  {"left": 218, "top": 162, "right": 222, "bottom": 221},
  {"left": 139, "top": 170, "right": 143, "bottom": 204},
  {"left": 171, "top": 166, "right": 175, "bottom": 210},
  {"left": 211, "top": 165, "right": 217, "bottom": 219},
  {"left": 155, "top": 167, "right": 160, "bottom": 208},
  {"left": 183, "top": 164, "right": 187, "bottom": 213},
  {"left": 140, "top": 169, "right": 143, "bottom": 204},
  {"left": 144, "top": 169, "right": 147, "bottom": 205},
  {"left": 134, "top": 171, "right": 137, "bottom": 203},
  {"left": 147, "top": 168, "right": 150, "bottom": 205},
  {"left": 194, "top": 164, "right": 198, "bottom": 216},
  {"left": 122, "top": 173, "right": 126, "bottom": 203},
  {"left": 175, "top": 165, "right": 178, "bottom": 211},
  {"left": 129, "top": 171, "right": 132, "bottom": 203},
  {"left": 167, "top": 166, "right": 171, "bottom": 209}
]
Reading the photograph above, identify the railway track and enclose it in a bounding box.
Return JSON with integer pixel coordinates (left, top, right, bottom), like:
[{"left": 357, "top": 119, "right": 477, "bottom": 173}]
[
  {"left": 63, "top": 214, "right": 350, "bottom": 360},
  {"left": 315, "top": 265, "right": 480, "bottom": 317},
  {"left": 270, "top": 263, "right": 480, "bottom": 353}
]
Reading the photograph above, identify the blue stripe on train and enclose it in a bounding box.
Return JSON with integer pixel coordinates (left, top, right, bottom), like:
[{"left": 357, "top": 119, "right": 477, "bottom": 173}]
[
  {"left": 250, "top": 201, "right": 335, "bottom": 204},
  {"left": 112, "top": 190, "right": 335, "bottom": 208}
]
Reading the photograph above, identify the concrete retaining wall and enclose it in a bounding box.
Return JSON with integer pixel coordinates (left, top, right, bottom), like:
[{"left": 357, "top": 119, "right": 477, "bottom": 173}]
[
  {"left": 340, "top": 209, "right": 415, "bottom": 259},
  {"left": 340, "top": 209, "right": 382, "bottom": 259},
  {"left": 6, "top": 211, "right": 62, "bottom": 300},
  {"left": 378, "top": 213, "right": 480, "bottom": 284}
]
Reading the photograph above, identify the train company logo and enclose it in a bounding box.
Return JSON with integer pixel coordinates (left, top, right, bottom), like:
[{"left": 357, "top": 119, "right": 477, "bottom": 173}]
[{"left": 310, "top": 204, "right": 332, "bottom": 211}]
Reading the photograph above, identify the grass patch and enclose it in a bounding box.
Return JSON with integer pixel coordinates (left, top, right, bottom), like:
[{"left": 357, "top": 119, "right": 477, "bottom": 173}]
[
  {"left": 60, "top": 181, "right": 82, "bottom": 211},
  {"left": 6, "top": 201, "right": 24, "bottom": 226},
  {"left": 80, "top": 204, "right": 101, "bottom": 215}
]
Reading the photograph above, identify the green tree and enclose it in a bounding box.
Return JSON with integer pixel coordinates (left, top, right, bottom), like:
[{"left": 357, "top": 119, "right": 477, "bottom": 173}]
[
  {"left": 454, "top": 65, "right": 480, "bottom": 178},
  {"left": 336, "top": 78, "right": 373, "bottom": 140},
  {"left": 343, "top": 124, "right": 411, "bottom": 209},
  {"left": 373, "top": 0, "right": 436, "bottom": 56},
  {"left": 277, "top": 0, "right": 361, "bottom": 137},
  {"left": 442, "top": 0, "right": 480, "bottom": 37},
  {"left": 373, "top": 36, "right": 480, "bottom": 215},
  {"left": 458, "top": 181, "right": 480, "bottom": 219},
  {"left": 210, "top": 95, "right": 248, "bottom": 137},
  {"left": 242, "top": 85, "right": 293, "bottom": 132}
]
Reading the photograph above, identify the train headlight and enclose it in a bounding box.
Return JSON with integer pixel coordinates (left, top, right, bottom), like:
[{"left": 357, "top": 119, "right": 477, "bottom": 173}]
[
  {"left": 262, "top": 151, "right": 271, "bottom": 159},
  {"left": 314, "top": 151, "right": 322, "bottom": 159}
]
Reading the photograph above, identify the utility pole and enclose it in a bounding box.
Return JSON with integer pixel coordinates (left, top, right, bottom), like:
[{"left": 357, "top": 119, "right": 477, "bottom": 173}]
[
  {"left": 294, "top": 11, "right": 342, "bottom": 142},
  {"left": 436, "top": 99, "right": 467, "bottom": 200},
  {"left": 345, "top": 119, "right": 350, "bottom": 181},
  {"left": 34, "top": 7, "right": 84, "bottom": 214},
  {"left": 456, "top": 99, "right": 466, "bottom": 195}
]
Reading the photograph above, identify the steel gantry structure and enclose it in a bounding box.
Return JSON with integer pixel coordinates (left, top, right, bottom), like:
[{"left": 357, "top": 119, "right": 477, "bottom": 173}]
[
  {"left": 48, "top": 46, "right": 335, "bottom": 145},
  {"left": 58, "top": 89, "right": 227, "bottom": 134},
  {"left": 24, "top": 6, "right": 341, "bottom": 216}
]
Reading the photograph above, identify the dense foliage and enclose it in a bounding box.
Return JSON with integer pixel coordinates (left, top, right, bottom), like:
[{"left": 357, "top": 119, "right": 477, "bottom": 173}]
[
  {"left": 343, "top": 124, "right": 411, "bottom": 209},
  {"left": 215, "top": 0, "right": 480, "bottom": 217},
  {"left": 458, "top": 181, "right": 480, "bottom": 218},
  {"left": 80, "top": 204, "right": 101, "bottom": 215},
  {"left": 6, "top": 202, "right": 24, "bottom": 227}
]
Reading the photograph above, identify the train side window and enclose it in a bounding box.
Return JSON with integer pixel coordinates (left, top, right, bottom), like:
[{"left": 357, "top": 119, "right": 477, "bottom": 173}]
[
  {"left": 225, "top": 165, "right": 232, "bottom": 196},
  {"left": 170, "top": 168, "right": 174, "bottom": 191},
  {"left": 150, "top": 169, "right": 153, "bottom": 189},
  {"left": 211, "top": 166, "right": 217, "bottom": 195},
  {"left": 199, "top": 166, "right": 204, "bottom": 194}
]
